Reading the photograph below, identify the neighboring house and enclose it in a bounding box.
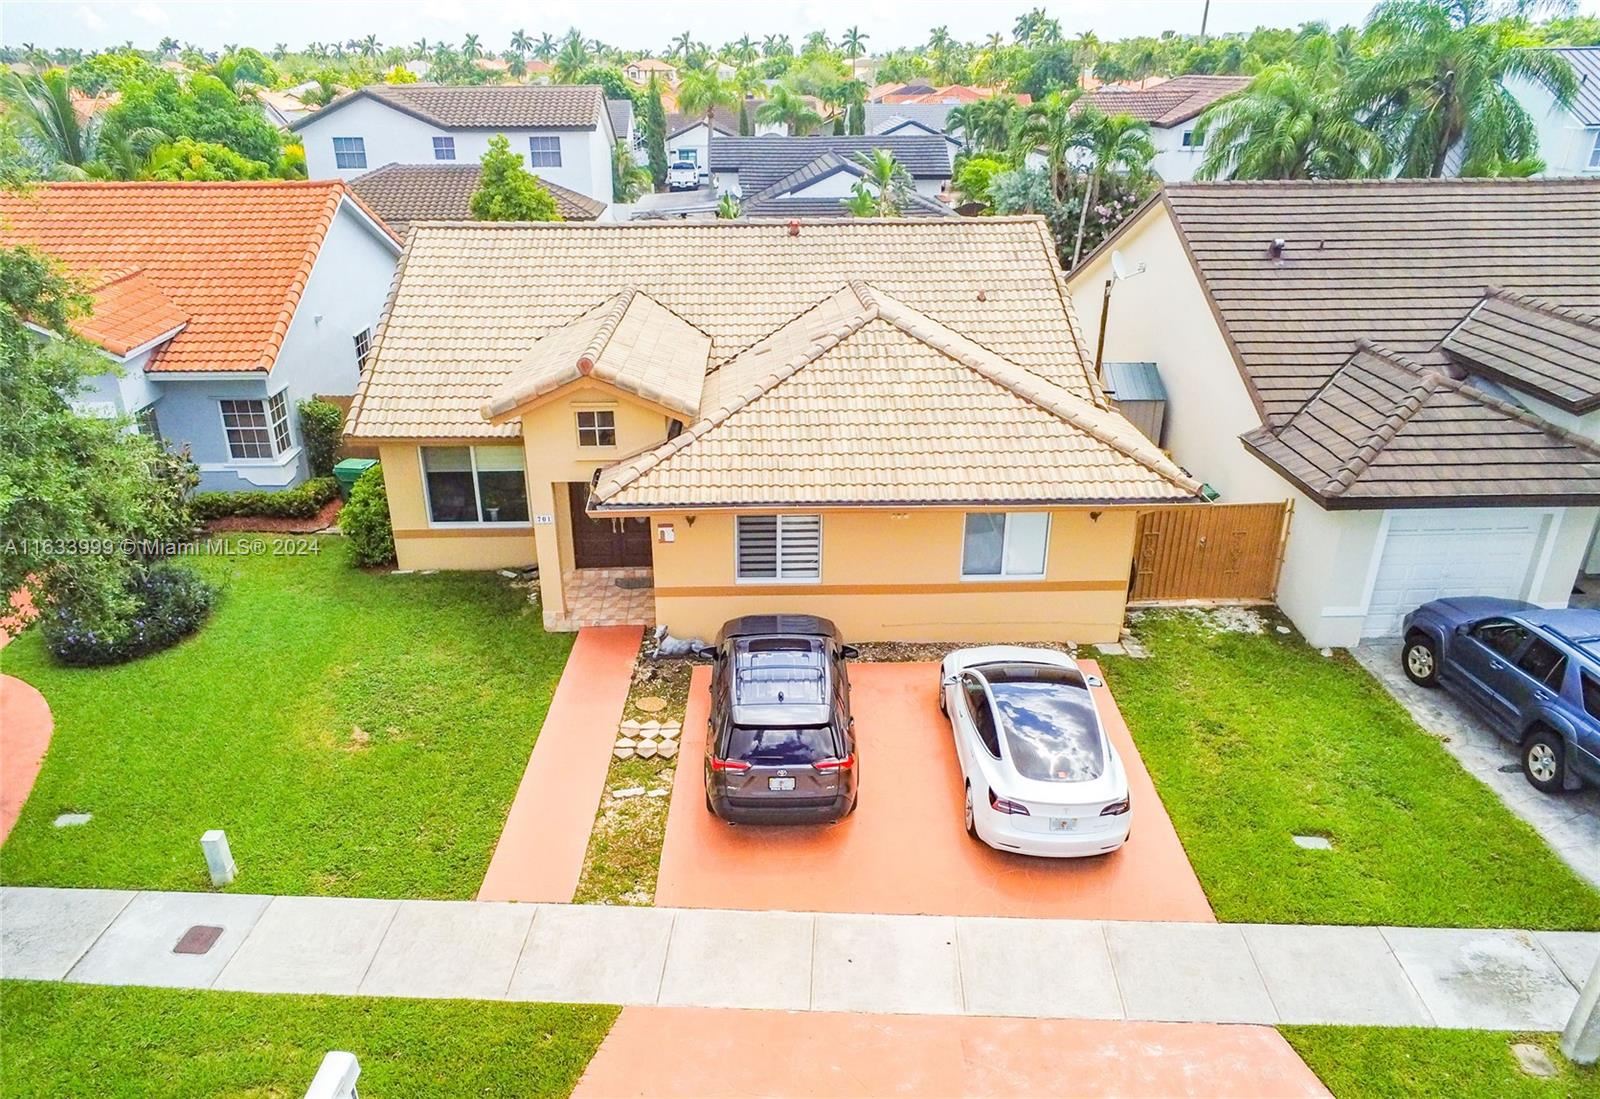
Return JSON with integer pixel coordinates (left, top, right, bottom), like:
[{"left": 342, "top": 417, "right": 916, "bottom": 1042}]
[
  {"left": 1085, "top": 74, "right": 1252, "bottom": 182},
  {"left": 642, "top": 107, "right": 782, "bottom": 183},
  {"left": 0, "top": 181, "right": 402, "bottom": 491},
  {"left": 866, "top": 102, "right": 955, "bottom": 135},
  {"left": 737, "top": 152, "right": 955, "bottom": 218},
  {"left": 291, "top": 83, "right": 618, "bottom": 207},
  {"left": 524, "top": 60, "right": 554, "bottom": 84},
  {"left": 1503, "top": 46, "right": 1600, "bottom": 176},
  {"left": 625, "top": 58, "right": 679, "bottom": 86},
  {"left": 346, "top": 219, "right": 1203, "bottom": 640},
  {"left": 1070, "top": 178, "right": 1600, "bottom": 647},
  {"left": 709, "top": 134, "right": 954, "bottom": 199},
  {"left": 606, "top": 98, "right": 635, "bottom": 148},
  {"left": 257, "top": 87, "right": 316, "bottom": 129},
  {"left": 348, "top": 162, "right": 610, "bottom": 232}
]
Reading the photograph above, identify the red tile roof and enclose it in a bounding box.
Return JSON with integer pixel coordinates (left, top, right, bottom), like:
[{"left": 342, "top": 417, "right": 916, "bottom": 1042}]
[
  {"left": 0, "top": 180, "right": 398, "bottom": 372},
  {"left": 1086, "top": 75, "right": 1251, "bottom": 127}
]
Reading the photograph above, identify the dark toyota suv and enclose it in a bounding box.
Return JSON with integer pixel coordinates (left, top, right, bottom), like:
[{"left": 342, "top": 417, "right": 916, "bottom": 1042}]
[{"left": 700, "top": 615, "right": 860, "bottom": 823}]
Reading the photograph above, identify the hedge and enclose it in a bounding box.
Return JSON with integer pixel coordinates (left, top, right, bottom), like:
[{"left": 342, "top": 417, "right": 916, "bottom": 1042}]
[
  {"left": 42, "top": 562, "right": 216, "bottom": 666},
  {"left": 192, "top": 476, "right": 339, "bottom": 521},
  {"left": 339, "top": 464, "right": 395, "bottom": 567}
]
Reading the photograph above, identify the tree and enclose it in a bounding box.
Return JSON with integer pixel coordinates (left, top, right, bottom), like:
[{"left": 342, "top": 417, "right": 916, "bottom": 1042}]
[
  {"left": 1016, "top": 89, "right": 1086, "bottom": 204},
  {"left": 461, "top": 34, "right": 483, "bottom": 62},
  {"left": 763, "top": 34, "right": 793, "bottom": 59},
  {"left": 716, "top": 192, "right": 742, "bottom": 219},
  {"left": 1356, "top": 0, "right": 1578, "bottom": 177},
  {"left": 842, "top": 26, "right": 869, "bottom": 60},
  {"left": 385, "top": 65, "right": 418, "bottom": 84},
  {"left": 1196, "top": 44, "right": 1389, "bottom": 179},
  {"left": 679, "top": 62, "right": 737, "bottom": 131},
  {"left": 357, "top": 35, "right": 381, "bottom": 60},
  {"left": 536, "top": 33, "right": 557, "bottom": 61},
  {"left": 731, "top": 66, "right": 764, "bottom": 135},
  {"left": 670, "top": 30, "right": 697, "bottom": 61},
  {"left": 212, "top": 47, "right": 276, "bottom": 93},
  {"left": 0, "top": 245, "right": 201, "bottom": 656},
  {"left": 612, "top": 141, "right": 651, "bottom": 201},
  {"left": 1, "top": 69, "right": 100, "bottom": 177},
  {"left": 147, "top": 137, "right": 272, "bottom": 180},
  {"left": 553, "top": 35, "right": 589, "bottom": 82},
  {"left": 843, "top": 149, "right": 913, "bottom": 216},
  {"left": 103, "top": 71, "right": 282, "bottom": 168},
  {"left": 731, "top": 35, "right": 759, "bottom": 66},
  {"left": 756, "top": 84, "right": 822, "bottom": 135},
  {"left": 511, "top": 29, "right": 533, "bottom": 60},
  {"left": 641, "top": 75, "right": 669, "bottom": 187},
  {"left": 953, "top": 154, "right": 1007, "bottom": 210},
  {"left": 470, "top": 134, "right": 562, "bottom": 221},
  {"left": 1068, "top": 109, "right": 1154, "bottom": 266}
]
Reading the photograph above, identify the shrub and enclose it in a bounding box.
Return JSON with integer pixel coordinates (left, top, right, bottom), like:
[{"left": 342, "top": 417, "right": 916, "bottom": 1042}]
[
  {"left": 191, "top": 476, "right": 338, "bottom": 521},
  {"left": 42, "top": 561, "right": 216, "bottom": 666},
  {"left": 297, "top": 398, "right": 344, "bottom": 478},
  {"left": 339, "top": 464, "right": 395, "bottom": 567}
]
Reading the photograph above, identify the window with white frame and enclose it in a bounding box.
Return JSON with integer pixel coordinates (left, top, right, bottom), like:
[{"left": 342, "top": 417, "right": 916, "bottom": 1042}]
[
  {"left": 672, "top": 147, "right": 699, "bottom": 167},
  {"left": 432, "top": 135, "right": 456, "bottom": 160},
  {"left": 961, "top": 512, "right": 1049, "bottom": 579},
  {"left": 353, "top": 326, "right": 373, "bottom": 367},
  {"left": 134, "top": 404, "right": 161, "bottom": 440},
  {"left": 1590, "top": 130, "right": 1600, "bottom": 169},
  {"left": 529, "top": 135, "right": 562, "bottom": 167},
  {"left": 1181, "top": 129, "right": 1202, "bottom": 148},
  {"left": 332, "top": 136, "right": 367, "bottom": 169},
  {"left": 735, "top": 514, "right": 822, "bottom": 582},
  {"left": 576, "top": 409, "right": 616, "bottom": 447},
  {"left": 219, "top": 396, "right": 290, "bottom": 460},
  {"left": 421, "top": 445, "right": 529, "bottom": 524}
]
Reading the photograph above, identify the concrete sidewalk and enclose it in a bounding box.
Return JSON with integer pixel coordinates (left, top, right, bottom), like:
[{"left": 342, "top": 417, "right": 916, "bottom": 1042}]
[{"left": 3, "top": 886, "right": 1596, "bottom": 1030}]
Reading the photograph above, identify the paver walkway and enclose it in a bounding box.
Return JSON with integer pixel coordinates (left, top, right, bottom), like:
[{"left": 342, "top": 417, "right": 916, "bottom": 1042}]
[
  {"left": 1354, "top": 640, "right": 1600, "bottom": 889},
  {"left": 4, "top": 886, "right": 1595, "bottom": 1031},
  {"left": 477, "top": 625, "right": 642, "bottom": 903},
  {"left": 655, "top": 661, "right": 1213, "bottom": 920},
  {"left": 573, "top": 1007, "right": 1331, "bottom": 1098}
]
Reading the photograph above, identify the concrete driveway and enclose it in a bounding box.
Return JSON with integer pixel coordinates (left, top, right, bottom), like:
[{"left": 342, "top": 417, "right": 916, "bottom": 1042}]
[
  {"left": 1353, "top": 640, "right": 1600, "bottom": 889},
  {"left": 653, "top": 661, "right": 1214, "bottom": 921}
]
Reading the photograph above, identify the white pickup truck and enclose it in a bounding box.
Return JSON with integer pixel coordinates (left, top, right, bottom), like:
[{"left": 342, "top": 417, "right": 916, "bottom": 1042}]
[{"left": 667, "top": 161, "right": 699, "bottom": 191}]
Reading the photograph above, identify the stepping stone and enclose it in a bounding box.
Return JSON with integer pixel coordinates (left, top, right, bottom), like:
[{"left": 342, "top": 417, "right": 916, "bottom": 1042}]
[
  {"left": 620, "top": 720, "right": 642, "bottom": 734},
  {"left": 613, "top": 746, "right": 636, "bottom": 760},
  {"left": 647, "top": 789, "right": 670, "bottom": 798},
  {"left": 1094, "top": 643, "right": 1125, "bottom": 656},
  {"left": 53, "top": 813, "right": 92, "bottom": 828},
  {"left": 636, "top": 740, "right": 659, "bottom": 759},
  {"left": 498, "top": 570, "right": 518, "bottom": 578},
  {"left": 658, "top": 741, "right": 679, "bottom": 759},
  {"left": 639, "top": 720, "right": 661, "bottom": 734},
  {"left": 615, "top": 736, "right": 637, "bottom": 749},
  {"left": 1293, "top": 835, "right": 1334, "bottom": 850},
  {"left": 613, "top": 787, "right": 645, "bottom": 799},
  {"left": 1512, "top": 1043, "right": 1557, "bottom": 1078},
  {"left": 635, "top": 696, "right": 668, "bottom": 714}
]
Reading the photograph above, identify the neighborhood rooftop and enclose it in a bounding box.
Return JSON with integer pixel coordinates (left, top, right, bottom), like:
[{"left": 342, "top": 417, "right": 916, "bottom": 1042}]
[
  {"left": 740, "top": 153, "right": 956, "bottom": 219},
  {"left": 348, "top": 162, "right": 605, "bottom": 234},
  {"left": 1544, "top": 45, "right": 1600, "bottom": 125},
  {"left": 709, "top": 134, "right": 955, "bottom": 194},
  {"left": 289, "top": 83, "right": 609, "bottom": 131},
  {"left": 0, "top": 180, "right": 396, "bottom": 372},
  {"left": 1085, "top": 74, "right": 1252, "bottom": 126}
]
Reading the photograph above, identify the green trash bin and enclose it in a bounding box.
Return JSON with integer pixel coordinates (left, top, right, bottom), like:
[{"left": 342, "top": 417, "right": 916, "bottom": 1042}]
[{"left": 333, "top": 458, "right": 378, "bottom": 500}]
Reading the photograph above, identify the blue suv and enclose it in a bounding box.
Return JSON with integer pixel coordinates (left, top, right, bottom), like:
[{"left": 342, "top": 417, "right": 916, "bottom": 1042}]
[{"left": 1402, "top": 597, "right": 1600, "bottom": 795}]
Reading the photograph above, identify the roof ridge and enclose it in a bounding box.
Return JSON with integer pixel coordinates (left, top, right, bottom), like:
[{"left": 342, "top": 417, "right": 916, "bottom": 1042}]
[
  {"left": 865, "top": 285, "right": 1200, "bottom": 494},
  {"left": 1327, "top": 343, "right": 1445, "bottom": 494},
  {"left": 1483, "top": 286, "right": 1600, "bottom": 328},
  {"left": 345, "top": 222, "right": 417, "bottom": 437},
  {"left": 576, "top": 288, "right": 638, "bottom": 374}
]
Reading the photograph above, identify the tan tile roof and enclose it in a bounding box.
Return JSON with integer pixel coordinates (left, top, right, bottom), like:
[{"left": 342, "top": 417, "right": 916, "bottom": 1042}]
[
  {"left": 1441, "top": 289, "right": 1600, "bottom": 414},
  {"left": 1086, "top": 75, "right": 1250, "bottom": 126},
  {"left": 483, "top": 289, "right": 710, "bottom": 420},
  {"left": 0, "top": 180, "right": 396, "bottom": 372},
  {"left": 348, "top": 163, "right": 604, "bottom": 234},
  {"left": 347, "top": 218, "right": 1099, "bottom": 440},
  {"left": 291, "top": 83, "right": 605, "bottom": 132},
  {"left": 592, "top": 283, "right": 1198, "bottom": 508},
  {"left": 1243, "top": 343, "right": 1600, "bottom": 508}
]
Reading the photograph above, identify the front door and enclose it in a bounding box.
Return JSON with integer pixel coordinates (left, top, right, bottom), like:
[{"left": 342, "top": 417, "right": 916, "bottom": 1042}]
[{"left": 568, "top": 482, "right": 652, "bottom": 568}]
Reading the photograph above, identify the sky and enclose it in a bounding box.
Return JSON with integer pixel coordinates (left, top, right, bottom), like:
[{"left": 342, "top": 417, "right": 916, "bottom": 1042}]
[{"left": 6, "top": 0, "right": 1409, "bottom": 53}]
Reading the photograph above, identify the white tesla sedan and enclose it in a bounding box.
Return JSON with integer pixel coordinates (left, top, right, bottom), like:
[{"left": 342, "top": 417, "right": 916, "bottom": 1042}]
[{"left": 939, "top": 646, "right": 1131, "bottom": 857}]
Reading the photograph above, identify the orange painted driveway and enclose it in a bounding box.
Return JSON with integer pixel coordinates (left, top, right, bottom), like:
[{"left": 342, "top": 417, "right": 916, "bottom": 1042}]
[
  {"left": 1, "top": 588, "right": 51, "bottom": 845},
  {"left": 654, "top": 661, "right": 1213, "bottom": 920},
  {"left": 478, "top": 625, "right": 641, "bottom": 902},
  {"left": 574, "top": 1007, "right": 1329, "bottom": 1098}
]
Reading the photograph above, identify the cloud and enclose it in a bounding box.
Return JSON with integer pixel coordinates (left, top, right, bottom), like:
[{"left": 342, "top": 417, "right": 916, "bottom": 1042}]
[
  {"left": 77, "top": 3, "right": 109, "bottom": 31},
  {"left": 132, "top": 2, "right": 169, "bottom": 25}
]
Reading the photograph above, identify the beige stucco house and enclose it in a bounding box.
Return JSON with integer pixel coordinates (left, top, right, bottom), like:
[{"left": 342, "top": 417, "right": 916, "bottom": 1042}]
[
  {"left": 346, "top": 218, "right": 1203, "bottom": 641},
  {"left": 1071, "top": 178, "right": 1600, "bottom": 648}
]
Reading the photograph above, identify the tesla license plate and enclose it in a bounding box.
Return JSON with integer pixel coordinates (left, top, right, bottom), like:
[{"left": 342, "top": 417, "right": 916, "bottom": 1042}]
[
  {"left": 1050, "top": 817, "right": 1078, "bottom": 832},
  {"left": 768, "top": 776, "right": 797, "bottom": 791}
]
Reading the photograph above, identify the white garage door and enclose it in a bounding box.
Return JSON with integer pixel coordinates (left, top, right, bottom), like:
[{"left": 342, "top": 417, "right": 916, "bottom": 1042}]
[{"left": 1361, "top": 510, "right": 1547, "bottom": 638}]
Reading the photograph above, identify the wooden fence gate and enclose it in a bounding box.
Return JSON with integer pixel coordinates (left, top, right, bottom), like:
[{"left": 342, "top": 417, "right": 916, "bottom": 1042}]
[{"left": 1129, "top": 502, "right": 1291, "bottom": 604}]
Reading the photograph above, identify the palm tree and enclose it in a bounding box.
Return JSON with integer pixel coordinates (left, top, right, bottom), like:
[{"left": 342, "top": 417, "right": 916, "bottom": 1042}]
[
  {"left": 1, "top": 69, "right": 98, "bottom": 176},
  {"left": 842, "top": 27, "right": 869, "bottom": 60},
  {"left": 461, "top": 34, "right": 483, "bottom": 62},
  {"left": 158, "top": 36, "right": 180, "bottom": 57},
  {"left": 358, "top": 35, "right": 380, "bottom": 60},
  {"left": 670, "top": 30, "right": 696, "bottom": 61},
  {"left": 928, "top": 26, "right": 953, "bottom": 53},
  {"left": 838, "top": 78, "right": 868, "bottom": 135},
  {"left": 1196, "top": 50, "right": 1388, "bottom": 179},
  {"left": 716, "top": 192, "right": 742, "bottom": 219},
  {"left": 553, "top": 36, "right": 589, "bottom": 83},
  {"left": 732, "top": 66, "right": 764, "bottom": 135},
  {"left": 763, "top": 34, "right": 792, "bottom": 59},
  {"left": 510, "top": 29, "right": 532, "bottom": 59},
  {"left": 731, "top": 35, "right": 758, "bottom": 66},
  {"left": 271, "top": 42, "right": 288, "bottom": 61},
  {"left": 412, "top": 38, "right": 429, "bottom": 59},
  {"left": 1355, "top": 0, "right": 1578, "bottom": 177},
  {"left": 678, "top": 62, "right": 737, "bottom": 132},
  {"left": 756, "top": 84, "right": 822, "bottom": 135},
  {"left": 950, "top": 95, "right": 1020, "bottom": 153},
  {"left": 612, "top": 141, "right": 651, "bottom": 201},
  {"left": 844, "top": 149, "right": 913, "bottom": 216},
  {"left": 93, "top": 125, "right": 167, "bottom": 180},
  {"left": 803, "top": 30, "right": 832, "bottom": 56},
  {"left": 1068, "top": 110, "right": 1154, "bottom": 265},
  {"left": 1016, "top": 89, "right": 1086, "bottom": 202},
  {"left": 535, "top": 33, "right": 557, "bottom": 61}
]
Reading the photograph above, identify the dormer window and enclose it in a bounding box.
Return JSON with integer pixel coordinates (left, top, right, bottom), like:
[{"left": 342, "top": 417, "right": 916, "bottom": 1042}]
[
  {"left": 433, "top": 136, "right": 456, "bottom": 161},
  {"left": 577, "top": 409, "right": 616, "bottom": 447}
]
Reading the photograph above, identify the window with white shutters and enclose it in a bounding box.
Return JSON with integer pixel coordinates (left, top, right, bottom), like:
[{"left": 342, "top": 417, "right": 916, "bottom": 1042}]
[{"left": 736, "top": 514, "right": 821, "bottom": 581}]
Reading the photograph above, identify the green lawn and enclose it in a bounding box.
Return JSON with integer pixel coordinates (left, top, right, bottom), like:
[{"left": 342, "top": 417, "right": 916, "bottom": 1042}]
[
  {"left": 1283, "top": 1027, "right": 1598, "bottom": 1098},
  {"left": 1099, "top": 611, "right": 1600, "bottom": 928},
  {"left": 0, "top": 538, "right": 573, "bottom": 898},
  {"left": 1, "top": 980, "right": 615, "bottom": 1098}
]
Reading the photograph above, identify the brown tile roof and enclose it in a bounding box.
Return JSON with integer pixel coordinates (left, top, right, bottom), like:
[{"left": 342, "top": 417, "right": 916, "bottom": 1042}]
[
  {"left": 1086, "top": 75, "right": 1250, "bottom": 126},
  {"left": 1242, "top": 344, "right": 1600, "bottom": 509},
  {"left": 483, "top": 289, "right": 710, "bottom": 420},
  {"left": 347, "top": 218, "right": 1100, "bottom": 441},
  {"left": 592, "top": 283, "right": 1197, "bottom": 509},
  {"left": 0, "top": 180, "right": 398, "bottom": 372},
  {"left": 1441, "top": 289, "right": 1600, "bottom": 414},
  {"left": 1156, "top": 179, "right": 1600, "bottom": 426},
  {"left": 291, "top": 83, "right": 605, "bottom": 132},
  {"left": 665, "top": 107, "right": 740, "bottom": 139},
  {"left": 348, "top": 162, "right": 604, "bottom": 234}
]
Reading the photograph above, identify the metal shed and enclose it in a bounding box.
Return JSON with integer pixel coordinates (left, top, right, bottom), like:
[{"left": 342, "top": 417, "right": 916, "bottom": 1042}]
[{"left": 1102, "top": 361, "right": 1168, "bottom": 447}]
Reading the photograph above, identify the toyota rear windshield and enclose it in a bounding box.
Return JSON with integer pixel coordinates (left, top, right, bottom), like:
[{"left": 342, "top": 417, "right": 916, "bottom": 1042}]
[
  {"left": 976, "top": 662, "right": 1104, "bottom": 782},
  {"left": 725, "top": 725, "right": 836, "bottom": 765}
]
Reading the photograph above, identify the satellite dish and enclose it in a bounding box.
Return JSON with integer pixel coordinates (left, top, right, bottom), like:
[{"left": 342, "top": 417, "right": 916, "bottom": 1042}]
[{"left": 1111, "top": 250, "right": 1129, "bottom": 280}]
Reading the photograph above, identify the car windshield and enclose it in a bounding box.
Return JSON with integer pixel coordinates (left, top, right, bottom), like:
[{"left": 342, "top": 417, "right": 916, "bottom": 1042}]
[
  {"left": 724, "top": 725, "right": 835, "bottom": 765},
  {"left": 976, "top": 662, "right": 1104, "bottom": 783}
]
